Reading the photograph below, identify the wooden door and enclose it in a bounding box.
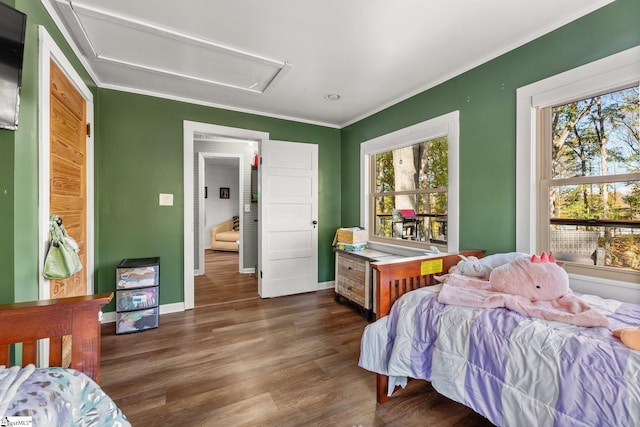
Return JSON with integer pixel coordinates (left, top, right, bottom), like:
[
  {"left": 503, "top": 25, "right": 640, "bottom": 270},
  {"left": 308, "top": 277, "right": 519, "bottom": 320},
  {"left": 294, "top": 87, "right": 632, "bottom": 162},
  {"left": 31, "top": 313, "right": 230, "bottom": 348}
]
[
  {"left": 49, "top": 60, "right": 87, "bottom": 300},
  {"left": 258, "top": 140, "right": 318, "bottom": 298}
]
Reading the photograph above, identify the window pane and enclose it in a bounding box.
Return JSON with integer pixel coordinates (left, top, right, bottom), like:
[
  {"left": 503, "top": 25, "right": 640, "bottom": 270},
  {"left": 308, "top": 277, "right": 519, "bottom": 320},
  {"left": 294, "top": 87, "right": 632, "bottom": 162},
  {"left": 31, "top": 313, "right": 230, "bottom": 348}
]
[
  {"left": 373, "top": 195, "right": 395, "bottom": 238},
  {"left": 374, "top": 152, "right": 395, "bottom": 193},
  {"left": 549, "top": 225, "right": 640, "bottom": 271},
  {"left": 374, "top": 137, "right": 448, "bottom": 193},
  {"left": 549, "top": 181, "right": 640, "bottom": 220},
  {"left": 422, "top": 193, "right": 448, "bottom": 243},
  {"left": 421, "top": 137, "right": 448, "bottom": 189},
  {"left": 372, "top": 193, "right": 448, "bottom": 243},
  {"left": 371, "top": 135, "right": 449, "bottom": 248},
  {"left": 549, "top": 181, "right": 640, "bottom": 271},
  {"left": 423, "top": 192, "right": 447, "bottom": 216},
  {"left": 550, "top": 86, "right": 639, "bottom": 179}
]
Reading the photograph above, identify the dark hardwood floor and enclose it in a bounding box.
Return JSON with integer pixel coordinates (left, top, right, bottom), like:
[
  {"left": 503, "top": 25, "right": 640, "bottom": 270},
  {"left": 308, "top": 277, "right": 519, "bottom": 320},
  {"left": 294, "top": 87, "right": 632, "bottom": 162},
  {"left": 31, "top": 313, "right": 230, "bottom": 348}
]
[{"left": 100, "top": 250, "right": 493, "bottom": 426}]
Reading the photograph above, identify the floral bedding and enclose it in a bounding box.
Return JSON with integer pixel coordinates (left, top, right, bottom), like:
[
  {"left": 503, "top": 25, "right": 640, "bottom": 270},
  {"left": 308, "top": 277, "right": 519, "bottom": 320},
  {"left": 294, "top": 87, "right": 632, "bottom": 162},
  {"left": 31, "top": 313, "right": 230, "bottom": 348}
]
[{"left": 0, "top": 365, "right": 130, "bottom": 426}]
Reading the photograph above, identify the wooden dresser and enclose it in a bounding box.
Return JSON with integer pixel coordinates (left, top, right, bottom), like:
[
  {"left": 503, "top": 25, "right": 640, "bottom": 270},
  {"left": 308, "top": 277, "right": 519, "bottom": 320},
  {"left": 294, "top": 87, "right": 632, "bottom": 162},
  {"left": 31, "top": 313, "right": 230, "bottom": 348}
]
[
  {"left": 335, "top": 248, "right": 487, "bottom": 321},
  {"left": 334, "top": 248, "right": 403, "bottom": 320}
]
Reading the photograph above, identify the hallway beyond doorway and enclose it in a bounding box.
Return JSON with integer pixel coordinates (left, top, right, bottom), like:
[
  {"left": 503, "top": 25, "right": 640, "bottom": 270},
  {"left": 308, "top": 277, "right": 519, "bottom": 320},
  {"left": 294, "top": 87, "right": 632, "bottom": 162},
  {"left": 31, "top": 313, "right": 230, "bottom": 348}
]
[{"left": 195, "top": 250, "right": 258, "bottom": 307}]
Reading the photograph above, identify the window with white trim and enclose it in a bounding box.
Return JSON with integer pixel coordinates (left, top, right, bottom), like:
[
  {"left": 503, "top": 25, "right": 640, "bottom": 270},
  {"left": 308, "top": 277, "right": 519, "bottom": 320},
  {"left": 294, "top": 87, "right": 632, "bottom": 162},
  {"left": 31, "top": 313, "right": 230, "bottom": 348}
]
[
  {"left": 539, "top": 86, "right": 639, "bottom": 282},
  {"left": 370, "top": 137, "right": 448, "bottom": 245},
  {"left": 516, "top": 46, "right": 640, "bottom": 293},
  {"left": 361, "top": 112, "right": 459, "bottom": 253}
]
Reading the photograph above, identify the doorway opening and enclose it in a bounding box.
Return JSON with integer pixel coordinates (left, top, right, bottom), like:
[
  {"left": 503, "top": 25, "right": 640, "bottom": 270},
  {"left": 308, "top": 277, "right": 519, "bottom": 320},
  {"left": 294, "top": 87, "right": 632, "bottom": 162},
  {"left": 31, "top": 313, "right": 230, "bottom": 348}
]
[
  {"left": 194, "top": 250, "right": 259, "bottom": 307},
  {"left": 183, "top": 121, "right": 269, "bottom": 310},
  {"left": 194, "top": 136, "right": 260, "bottom": 276},
  {"left": 197, "top": 153, "right": 243, "bottom": 276}
]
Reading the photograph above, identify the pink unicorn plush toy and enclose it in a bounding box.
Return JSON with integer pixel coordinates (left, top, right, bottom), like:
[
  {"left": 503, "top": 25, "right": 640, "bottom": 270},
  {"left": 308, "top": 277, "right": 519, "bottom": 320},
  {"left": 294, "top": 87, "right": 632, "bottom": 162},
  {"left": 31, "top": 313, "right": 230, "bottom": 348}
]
[
  {"left": 438, "top": 252, "right": 609, "bottom": 327},
  {"left": 490, "top": 252, "right": 569, "bottom": 301}
]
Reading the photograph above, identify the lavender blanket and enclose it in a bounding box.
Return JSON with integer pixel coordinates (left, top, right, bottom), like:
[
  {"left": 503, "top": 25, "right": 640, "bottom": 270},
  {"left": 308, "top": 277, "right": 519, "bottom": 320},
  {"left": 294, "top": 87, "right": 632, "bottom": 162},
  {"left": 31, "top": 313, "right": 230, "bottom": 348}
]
[{"left": 359, "top": 286, "right": 640, "bottom": 426}]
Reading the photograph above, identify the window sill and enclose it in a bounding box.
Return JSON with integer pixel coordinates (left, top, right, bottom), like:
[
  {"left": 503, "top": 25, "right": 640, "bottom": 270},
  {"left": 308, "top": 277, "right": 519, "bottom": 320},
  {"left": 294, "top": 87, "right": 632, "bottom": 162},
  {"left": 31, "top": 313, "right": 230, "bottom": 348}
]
[
  {"left": 568, "top": 272, "right": 640, "bottom": 304},
  {"left": 367, "top": 239, "right": 446, "bottom": 258}
]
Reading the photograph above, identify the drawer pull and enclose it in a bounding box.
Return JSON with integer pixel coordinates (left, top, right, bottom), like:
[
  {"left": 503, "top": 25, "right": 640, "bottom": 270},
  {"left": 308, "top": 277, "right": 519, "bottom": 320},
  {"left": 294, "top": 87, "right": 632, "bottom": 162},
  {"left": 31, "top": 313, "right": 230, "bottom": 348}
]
[
  {"left": 347, "top": 286, "right": 352, "bottom": 291},
  {"left": 347, "top": 266, "right": 352, "bottom": 270}
]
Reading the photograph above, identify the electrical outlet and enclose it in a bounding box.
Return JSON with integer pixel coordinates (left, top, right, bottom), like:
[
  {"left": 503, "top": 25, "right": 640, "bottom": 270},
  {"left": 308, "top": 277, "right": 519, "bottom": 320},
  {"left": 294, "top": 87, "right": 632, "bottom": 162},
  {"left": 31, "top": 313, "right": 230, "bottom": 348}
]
[{"left": 244, "top": 203, "right": 251, "bottom": 212}]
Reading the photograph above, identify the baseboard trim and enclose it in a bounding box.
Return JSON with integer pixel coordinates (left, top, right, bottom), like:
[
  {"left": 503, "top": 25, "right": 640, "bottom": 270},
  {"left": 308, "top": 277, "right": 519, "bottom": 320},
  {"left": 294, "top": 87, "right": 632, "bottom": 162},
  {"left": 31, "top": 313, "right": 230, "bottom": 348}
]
[
  {"left": 102, "top": 283, "right": 334, "bottom": 324},
  {"left": 318, "top": 280, "right": 334, "bottom": 291},
  {"left": 101, "top": 302, "right": 186, "bottom": 324}
]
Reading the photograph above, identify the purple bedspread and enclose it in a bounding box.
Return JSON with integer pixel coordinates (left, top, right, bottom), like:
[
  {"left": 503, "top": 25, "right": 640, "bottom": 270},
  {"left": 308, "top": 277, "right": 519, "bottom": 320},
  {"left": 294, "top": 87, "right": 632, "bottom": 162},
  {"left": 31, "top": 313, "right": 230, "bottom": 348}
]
[{"left": 359, "top": 287, "right": 640, "bottom": 426}]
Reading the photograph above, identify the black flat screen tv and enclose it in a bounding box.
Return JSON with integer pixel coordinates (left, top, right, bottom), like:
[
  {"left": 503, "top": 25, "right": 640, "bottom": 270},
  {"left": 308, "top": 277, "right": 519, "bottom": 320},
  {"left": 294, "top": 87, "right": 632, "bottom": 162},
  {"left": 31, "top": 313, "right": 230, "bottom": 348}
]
[{"left": 0, "top": 2, "right": 27, "bottom": 131}]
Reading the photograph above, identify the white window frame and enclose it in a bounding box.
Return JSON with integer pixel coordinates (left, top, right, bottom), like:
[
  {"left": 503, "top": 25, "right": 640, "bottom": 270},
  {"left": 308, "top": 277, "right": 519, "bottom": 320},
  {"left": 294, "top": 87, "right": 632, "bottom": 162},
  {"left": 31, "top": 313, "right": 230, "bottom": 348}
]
[
  {"left": 361, "top": 111, "right": 459, "bottom": 255},
  {"left": 516, "top": 46, "right": 640, "bottom": 303}
]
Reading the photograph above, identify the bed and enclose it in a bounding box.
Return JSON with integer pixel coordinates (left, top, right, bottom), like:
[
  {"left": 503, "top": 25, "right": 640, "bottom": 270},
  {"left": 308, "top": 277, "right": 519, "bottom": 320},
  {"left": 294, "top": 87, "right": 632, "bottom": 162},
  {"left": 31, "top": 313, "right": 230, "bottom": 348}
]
[
  {"left": 0, "top": 293, "right": 131, "bottom": 425},
  {"left": 359, "top": 252, "right": 640, "bottom": 426}
]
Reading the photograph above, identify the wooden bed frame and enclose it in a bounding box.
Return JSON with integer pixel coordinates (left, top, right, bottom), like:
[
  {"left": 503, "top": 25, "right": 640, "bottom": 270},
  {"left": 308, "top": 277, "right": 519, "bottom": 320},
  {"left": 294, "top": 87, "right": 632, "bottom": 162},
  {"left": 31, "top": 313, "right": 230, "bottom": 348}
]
[
  {"left": 371, "top": 249, "right": 485, "bottom": 404},
  {"left": 0, "top": 293, "right": 113, "bottom": 384}
]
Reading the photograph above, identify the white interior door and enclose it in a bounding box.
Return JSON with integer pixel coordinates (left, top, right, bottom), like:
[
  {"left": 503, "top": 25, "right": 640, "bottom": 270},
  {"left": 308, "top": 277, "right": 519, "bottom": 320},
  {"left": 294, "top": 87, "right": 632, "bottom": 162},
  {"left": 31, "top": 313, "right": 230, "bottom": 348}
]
[{"left": 259, "top": 140, "right": 318, "bottom": 298}]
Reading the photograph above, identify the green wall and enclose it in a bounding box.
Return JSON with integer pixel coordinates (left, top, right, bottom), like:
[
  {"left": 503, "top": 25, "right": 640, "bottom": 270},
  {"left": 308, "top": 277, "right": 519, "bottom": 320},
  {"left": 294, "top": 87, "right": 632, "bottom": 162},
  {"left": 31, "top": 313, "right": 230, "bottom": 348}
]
[
  {"left": 0, "top": 0, "right": 97, "bottom": 304},
  {"left": 0, "top": 0, "right": 340, "bottom": 308},
  {"left": 341, "top": 0, "right": 640, "bottom": 255},
  {"left": 0, "top": 0, "right": 18, "bottom": 304},
  {"left": 2, "top": 0, "right": 638, "bottom": 308},
  {"left": 95, "top": 90, "right": 341, "bottom": 308},
  {"left": 0, "top": 127, "right": 14, "bottom": 303}
]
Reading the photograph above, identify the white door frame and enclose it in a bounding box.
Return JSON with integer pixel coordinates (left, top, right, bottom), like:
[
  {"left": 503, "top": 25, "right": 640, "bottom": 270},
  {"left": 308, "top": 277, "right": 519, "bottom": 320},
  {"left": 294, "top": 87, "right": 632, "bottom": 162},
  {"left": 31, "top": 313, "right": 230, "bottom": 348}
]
[
  {"left": 197, "top": 152, "right": 244, "bottom": 276},
  {"left": 37, "top": 26, "right": 95, "bottom": 300},
  {"left": 183, "top": 121, "right": 268, "bottom": 310}
]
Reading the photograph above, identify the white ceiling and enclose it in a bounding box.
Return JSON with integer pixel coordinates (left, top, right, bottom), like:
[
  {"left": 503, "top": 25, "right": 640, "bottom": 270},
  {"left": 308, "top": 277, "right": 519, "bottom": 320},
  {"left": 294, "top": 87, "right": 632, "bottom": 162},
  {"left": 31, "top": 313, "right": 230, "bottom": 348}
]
[{"left": 45, "top": 0, "right": 613, "bottom": 128}]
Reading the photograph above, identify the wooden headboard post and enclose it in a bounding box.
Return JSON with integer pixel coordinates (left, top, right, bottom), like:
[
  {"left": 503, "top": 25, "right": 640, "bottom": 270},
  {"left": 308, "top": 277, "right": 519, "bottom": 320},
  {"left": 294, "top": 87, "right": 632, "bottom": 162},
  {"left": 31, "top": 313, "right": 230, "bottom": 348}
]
[
  {"left": 0, "top": 293, "right": 113, "bottom": 383},
  {"left": 371, "top": 250, "right": 485, "bottom": 403}
]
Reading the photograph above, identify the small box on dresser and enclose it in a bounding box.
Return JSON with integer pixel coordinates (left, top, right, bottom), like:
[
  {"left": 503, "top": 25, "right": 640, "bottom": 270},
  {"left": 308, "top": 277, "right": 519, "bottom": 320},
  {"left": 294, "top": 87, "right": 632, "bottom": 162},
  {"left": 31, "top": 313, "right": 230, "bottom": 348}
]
[
  {"left": 116, "top": 257, "right": 159, "bottom": 334},
  {"left": 334, "top": 227, "right": 368, "bottom": 244}
]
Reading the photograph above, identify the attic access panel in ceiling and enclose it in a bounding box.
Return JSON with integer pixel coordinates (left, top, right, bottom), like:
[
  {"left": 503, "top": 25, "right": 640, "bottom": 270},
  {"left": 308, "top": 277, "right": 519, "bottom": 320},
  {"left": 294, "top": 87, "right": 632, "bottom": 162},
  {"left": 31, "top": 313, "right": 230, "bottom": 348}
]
[{"left": 52, "top": 1, "right": 291, "bottom": 94}]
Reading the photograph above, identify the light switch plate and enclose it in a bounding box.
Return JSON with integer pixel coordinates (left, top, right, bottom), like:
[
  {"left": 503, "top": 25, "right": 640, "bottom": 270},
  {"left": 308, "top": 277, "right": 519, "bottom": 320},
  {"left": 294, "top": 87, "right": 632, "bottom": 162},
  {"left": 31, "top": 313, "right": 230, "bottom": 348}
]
[{"left": 159, "top": 193, "right": 174, "bottom": 206}]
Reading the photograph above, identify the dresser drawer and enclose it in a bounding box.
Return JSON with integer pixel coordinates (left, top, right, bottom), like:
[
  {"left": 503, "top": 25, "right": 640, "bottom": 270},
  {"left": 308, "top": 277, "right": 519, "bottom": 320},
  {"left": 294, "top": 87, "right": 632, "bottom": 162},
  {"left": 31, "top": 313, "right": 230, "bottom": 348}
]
[
  {"left": 336, "top": 275, "right": 366, "bottom": 306},
  {"left": 335, "top": 252, "right": 368, "bottom": 308},
  {"left": 337, "top": 254, "right": 366, "bottom": 282}
]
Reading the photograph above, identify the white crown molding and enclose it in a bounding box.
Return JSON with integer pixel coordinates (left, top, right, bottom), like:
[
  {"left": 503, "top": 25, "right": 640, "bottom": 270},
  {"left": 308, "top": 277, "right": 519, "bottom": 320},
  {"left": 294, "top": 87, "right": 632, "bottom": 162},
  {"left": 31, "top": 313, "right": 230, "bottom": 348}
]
[
  {"left": 39, "top": 0, "right": 102, "bottom": 85},
  {"left": 100, "top": 82, "right": 341, "bottom": 129},
  {"left": 339, "top": 0, "right": 616, "bottom": 128},
  {"left": 43, "top": 0, "right": 615, "bottom": 130},
  {"left": 40, "top": 0, "right": 339, "bottom": 129}
]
